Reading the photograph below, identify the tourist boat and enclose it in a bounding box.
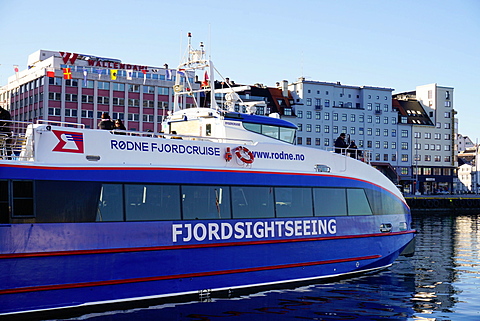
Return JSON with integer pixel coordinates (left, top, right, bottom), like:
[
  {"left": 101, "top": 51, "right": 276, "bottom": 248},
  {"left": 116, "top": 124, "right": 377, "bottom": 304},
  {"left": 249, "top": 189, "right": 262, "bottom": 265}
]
[{"left": 0, "top": 36, "right": 415, "bottom": 316}]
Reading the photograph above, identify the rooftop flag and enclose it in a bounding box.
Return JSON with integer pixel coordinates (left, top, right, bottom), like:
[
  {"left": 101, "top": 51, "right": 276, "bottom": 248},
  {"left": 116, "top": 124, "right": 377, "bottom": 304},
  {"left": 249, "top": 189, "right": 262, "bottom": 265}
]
[
  {"left": 166, "top": 69, "right": 172, "bottom": 80},
  {"left": 141, "top": 69, "right": 147, "bottom": 84},
  {"left": 110, "top": 69, "right": 117, "bottom": 80},
  {"left": 83, "top": 69, "right": 88, "bottom": 87},
  {"left": 63, "top": 68, "right": 72, "bottom": 80},
  {"left": 46, "top": 67, "right": 55, "bottom": 78},
  {"left": 126, "top": 70, "right": 133, "bottom": 80}
]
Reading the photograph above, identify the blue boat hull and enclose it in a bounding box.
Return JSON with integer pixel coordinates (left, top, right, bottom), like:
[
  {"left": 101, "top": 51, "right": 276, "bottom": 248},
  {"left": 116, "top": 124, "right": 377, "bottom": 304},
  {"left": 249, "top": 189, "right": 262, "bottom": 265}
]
[{"left": 0, "top": 218, "right": 414, "bottom": 315}]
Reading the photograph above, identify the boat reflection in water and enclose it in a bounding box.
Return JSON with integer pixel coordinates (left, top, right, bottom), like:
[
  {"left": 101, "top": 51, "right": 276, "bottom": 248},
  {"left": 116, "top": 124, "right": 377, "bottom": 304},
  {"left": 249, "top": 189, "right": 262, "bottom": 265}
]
[{"left": 59, "top": 213, "right": 480, "bottom": 321}]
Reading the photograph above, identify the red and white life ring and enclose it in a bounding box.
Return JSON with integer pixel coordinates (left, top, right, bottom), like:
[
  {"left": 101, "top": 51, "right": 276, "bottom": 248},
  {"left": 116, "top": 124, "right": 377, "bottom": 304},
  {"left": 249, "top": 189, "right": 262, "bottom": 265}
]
[{"left": 233, "top": 146, "right": 254, "bottom": 164}]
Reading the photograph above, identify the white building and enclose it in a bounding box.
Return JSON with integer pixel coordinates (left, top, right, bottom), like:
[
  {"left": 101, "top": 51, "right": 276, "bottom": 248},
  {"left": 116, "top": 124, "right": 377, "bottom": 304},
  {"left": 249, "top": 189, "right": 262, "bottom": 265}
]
[
  {"left": 287, "top": 78, "right": 409, "bottom": 185},
  {"left": 394, "top": 84, "right": 457, "bottom": 194}
]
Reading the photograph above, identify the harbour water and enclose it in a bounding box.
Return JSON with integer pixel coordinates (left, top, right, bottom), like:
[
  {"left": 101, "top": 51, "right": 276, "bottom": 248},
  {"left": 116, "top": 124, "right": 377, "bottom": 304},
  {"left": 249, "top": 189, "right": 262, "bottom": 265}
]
[{"left": 55, "top": 213, "right": 480, "bottom": 321}]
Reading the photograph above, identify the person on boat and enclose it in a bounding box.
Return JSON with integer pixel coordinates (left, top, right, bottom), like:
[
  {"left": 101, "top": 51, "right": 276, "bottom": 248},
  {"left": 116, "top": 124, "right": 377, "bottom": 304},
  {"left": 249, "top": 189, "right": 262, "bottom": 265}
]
[
  {"left": 98, "top": 112, "right": 115, "bottom": 130},
  {"left": 334, "top": 133, "right": 348, "bottom": 154},
  {"left": 113, "top": 119, "right": 126, "bottom": 134},
  {"left": 348, "top": 140, "right": 360, "bottom": 158},
  {"left": 0, "top": 106, "right": 12, "bottom": 157},
  {"left": 0, "top": 106, "right": 11, "bottom": 133}
]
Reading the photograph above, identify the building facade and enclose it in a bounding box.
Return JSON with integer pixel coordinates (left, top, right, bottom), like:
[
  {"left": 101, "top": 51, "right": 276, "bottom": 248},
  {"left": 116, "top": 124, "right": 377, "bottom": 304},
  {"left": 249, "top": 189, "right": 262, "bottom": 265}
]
[
  {"left": 0, "top": 50, "right": 196, "bottom": 132},
  {"left": 287, "top": 78, "right": 412, "bottom": 186},
  {"left": 394, "top": 84, "right": 458, "bottom": 194}
]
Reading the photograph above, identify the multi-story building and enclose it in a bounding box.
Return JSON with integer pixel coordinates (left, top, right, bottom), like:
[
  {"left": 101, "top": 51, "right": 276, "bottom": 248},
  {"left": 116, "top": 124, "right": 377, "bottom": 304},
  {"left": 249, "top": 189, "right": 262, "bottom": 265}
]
[
  {"left": 287, "top": 78, "right": 410, "bottom": 185},
  {"left": 0, "top": 50, "right": 195, "bottom": 132},
  {"left": 394, "top": 84, "right": 457, "bottom": 194}
]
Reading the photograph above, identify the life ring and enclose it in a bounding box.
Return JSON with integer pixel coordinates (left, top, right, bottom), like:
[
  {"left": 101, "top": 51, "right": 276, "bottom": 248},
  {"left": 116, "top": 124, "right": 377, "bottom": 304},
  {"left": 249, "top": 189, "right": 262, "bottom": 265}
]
[{"left": 233, "top": 146, "right": 254, "bottom": 164}]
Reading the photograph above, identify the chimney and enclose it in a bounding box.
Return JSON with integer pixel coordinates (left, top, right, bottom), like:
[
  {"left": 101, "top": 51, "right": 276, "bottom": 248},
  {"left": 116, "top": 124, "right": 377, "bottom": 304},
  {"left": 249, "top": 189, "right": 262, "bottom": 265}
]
[{"left": 282, "top": 80, "right": 289, "bottom": 97}]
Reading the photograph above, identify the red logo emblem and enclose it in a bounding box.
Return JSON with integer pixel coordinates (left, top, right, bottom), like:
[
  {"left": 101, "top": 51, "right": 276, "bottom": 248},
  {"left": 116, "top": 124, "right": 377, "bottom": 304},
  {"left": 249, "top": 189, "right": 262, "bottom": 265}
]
[
  {"left": 59, "top": 52, "right": 79, "bottom": 64},
  {"left": 52, "top": 130, "right": 84, "bottom": 153}
]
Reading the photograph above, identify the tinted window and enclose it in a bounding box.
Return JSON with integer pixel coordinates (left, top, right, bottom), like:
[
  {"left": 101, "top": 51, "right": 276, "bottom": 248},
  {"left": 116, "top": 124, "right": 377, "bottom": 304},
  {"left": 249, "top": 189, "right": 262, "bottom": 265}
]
[
  {"left": 347, "top": 188, "right": 372, "bottom": 215},
  {"left": 97, "top": 184, "right": 124, "bottom": 221},
  {"left": 125, "top": 184, "right": 180, "bottom": 221},
  {"left": 275, "top": 187, "right": 313, "bottom": 217},
  {"left": 313, "top": 188, "right": 347, "bottom": 216},
  {"left": 231, "top": 186, "right": 274, "bottom": 218},
  {"left": 182, "top": 185, "right": 231, "bottom": 220}
]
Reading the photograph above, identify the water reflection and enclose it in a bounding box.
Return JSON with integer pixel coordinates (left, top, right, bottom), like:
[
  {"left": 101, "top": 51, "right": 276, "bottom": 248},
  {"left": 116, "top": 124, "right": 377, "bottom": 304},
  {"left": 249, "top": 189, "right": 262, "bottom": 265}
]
[{"left": 60, "top": 213, "right": 480, "bottom": 321}]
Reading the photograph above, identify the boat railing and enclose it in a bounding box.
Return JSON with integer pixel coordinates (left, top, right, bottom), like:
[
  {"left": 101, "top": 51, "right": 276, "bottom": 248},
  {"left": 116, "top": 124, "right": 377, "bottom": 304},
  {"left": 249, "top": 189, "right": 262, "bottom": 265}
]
[
  {"left": 325, "top": 146, "right": 372, "bottom": 164},
  {"left": 0, "top": 120, "right": 34, "bottom": 161}
]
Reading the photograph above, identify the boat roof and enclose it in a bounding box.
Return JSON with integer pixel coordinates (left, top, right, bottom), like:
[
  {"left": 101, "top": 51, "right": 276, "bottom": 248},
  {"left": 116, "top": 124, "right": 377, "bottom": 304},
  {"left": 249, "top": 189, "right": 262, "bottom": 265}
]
[{"left": 223, "top": 112, "right": 297, "bottom": 129}]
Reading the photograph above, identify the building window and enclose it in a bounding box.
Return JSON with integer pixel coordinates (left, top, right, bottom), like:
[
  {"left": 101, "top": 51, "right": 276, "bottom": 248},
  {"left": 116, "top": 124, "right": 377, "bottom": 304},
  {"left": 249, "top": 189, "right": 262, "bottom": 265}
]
[
  {"left": 375, "top": 141, "right": 380, "bottom": 149},
  {"left": 350, "top": 114, "right": 355, "bottom": 122},
  {"left": 143, "top": 100, "right": 155, "bottom": 108},
  {"left": 401, "top": 167, "right": 408, "bottom": 175},
  {"left": 297, "top": 111, "right": 303, "bottom": 118},
  {"left": 48, "top": 92, "right": 61, "bottom": 101},
  {"left": 359, "top": 127, "right": 364, "bottom": 135},
  {"left": 333, "top": 113, "right": 338, "bottom": 121},
  {"left": 367, "top": 103, "right": 372, "bottom": 111},
  {"left": 98, "top": 81, "right": 110, "bottom": 90},
  {"left": 65, "top": 93, "right": 77, "bottom": 102},
  {"left": 375, "top": 128, "right": 380, "bottom": 136},
  {"left": 444, "top": 156, "right": 451, "bottom": 162},
  {"left": 324, "top": 138, "right": 329, "bottom": 146},
  {"left": 367, "top": 115, "right": 372, "bottom": 123},
  {"left": 401, "top": 130, "right": 408, "bottom": 138},
  {"left": 297, "top": 137, "right": 302, "bottom": 145},
  {"left": 128, "top": 99, "right": 140, "bottom": 107},
  {"left": 128, "top": 84, "right": 140, "bottom": 93},
  {"left": 375, "top": 116, "right": 380, "bottom": 124},
  {"left": 128, "top": 113, "right": 140, "bottom": 121},
  {"left": 383, "top": 104, "right": 389, "bottom": 111},
  {"left": 306, "top": 124, "right": 312, "bottom": 132},
  {"left": 324, "top": 112, "right": 330, "bottom": 120},
  {"left": 425, "top": 155, "right": 431, "bottom": 162},
  {"left": 315, "top": 125, "right": 321, "bottom": 133},
  {"left": 315, "top": 138, "right": 320, "bottom": 145},
  {"left": 143, "top": 86, "right": 155, "bottom": 94},
  {"left": 401, "top": 154, "right": 408, "bottom": 162},
  {"left": 324, "top": 99, "right": 330, "bottom": 107},
  {"left": 65, "top": 79, "right": 78, "bottom": 87},
  {"left": 444, "top": 112, "right": 451, "bottom": 118},
  {"left": 324, "top": 125, "right": 330, "bottom": 133},
  {"left": 359, "top": 114, "right": 364, "bottom": 122},
  {"left": 444, "top": 123, "right": 451, "bottom": 129},
  {"left": 315, "top": 98, "right": 321, "bottom": 108},
  {"left": 342, "top": 114, "right": 347, "bottom": 121},
  {"left": 315, "top": 111, "right": 321, "bottom": 119},
  {"left": 384, "top": 129, "right": 388, "bottom": 136},
  {"left": 306, "top": 98, "right": 312, "bottom": 106},
  {"left": 306, "top": 137, "right": 311, "bottom": 145},
  {"left": 401, "top": 142, "right": 408, "bottom": 150},
  {"left": 333, "top": 126, "right": 338, "bottom": 134},
  {"left": 367, "top": 128, "right": 372, "bottom": 136},
  {"left": 444, "top": 134, "right": 451, "bottom": 140},
  {"left": 391, "top": 142, "right": 397, "bottom": 149},
  {"left": 49, "top": 77, "right": 62, "bottom": 86},
  {"left": 383, "top": 141, "right": 389, "bottom": 149},
  {"left": 97, "top": 96, "right": 109, "bottom": 105},
  {"left": 306, "top": 111, "right": 312, "bottom": 119},
  {"left": 444, "top": 145, "right": 450, "bottom": 151},
  {"left": 83, "top": 80, "right": 94, "bottom": 88},
  {"left": 113, "top": 83, "right": 125, "bottom": 91},
  {"left": 434, "top": 155, "right": 441, "bottom": 162},
  {"left": 113, "top": 97, "right": 125, "bottom": 106},
  {"left": 297, "top": 124, "right": 302, "bottom": 131},
  {"left": 350, "top": 127, "right": 355, "bottom": 135}
]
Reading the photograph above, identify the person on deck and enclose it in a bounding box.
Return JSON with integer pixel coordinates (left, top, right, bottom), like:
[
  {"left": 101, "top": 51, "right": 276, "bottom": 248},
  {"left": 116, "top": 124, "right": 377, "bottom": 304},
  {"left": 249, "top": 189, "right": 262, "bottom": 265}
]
[
  {"left": 334, "top": 133, "right": 348, "bottom": 154},
  {"left": 98, "top": 112, "right": 115, "bottom": 130}
]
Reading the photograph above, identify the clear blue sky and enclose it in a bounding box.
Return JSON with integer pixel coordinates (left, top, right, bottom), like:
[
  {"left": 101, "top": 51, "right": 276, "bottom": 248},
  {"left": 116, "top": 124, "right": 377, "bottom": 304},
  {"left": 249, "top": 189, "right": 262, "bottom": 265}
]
[{"left": 1, "top": 0, "right": 479, "bottom": 139}]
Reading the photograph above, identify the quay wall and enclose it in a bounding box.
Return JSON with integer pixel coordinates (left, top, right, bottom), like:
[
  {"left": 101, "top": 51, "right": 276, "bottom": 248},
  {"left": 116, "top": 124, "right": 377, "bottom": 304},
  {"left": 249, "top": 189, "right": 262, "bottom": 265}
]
[{"left": 405, "top": 196, "right": 480, "bottom": 213}]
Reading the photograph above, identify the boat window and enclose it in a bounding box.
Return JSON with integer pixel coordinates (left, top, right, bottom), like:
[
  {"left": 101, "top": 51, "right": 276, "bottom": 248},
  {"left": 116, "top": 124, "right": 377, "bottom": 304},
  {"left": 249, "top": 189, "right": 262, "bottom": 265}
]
[
  {"left": 275, "top": 187, "right": 313, "bottom": 217},
  {"left": 231, "top": 186, "right": 275, "bottom": 218},
  {"left": 0, "top": 180, "right": 9, "bottom": 223},
  {"left": 262, "top": 125, "right": 280, "bottom": 139},
  {"left": 364, "top": 188, "right": 408, "bottom": 215},
  {"left": 347, "top": 189, "right": 373, "bottom": 215},
  {"left": 125, "top": 184, "right": 181, "bottom": 221},
  {"left": 182, "top": 185, "right": 231, "bottom": 220},
  {"left": 11, "top": 180, "right": 34, "bottom": 218},
  {"left": 242, "top": 122, "right": 296, "bottom": 144},
  {"left": 279, "top": 127, "right": 296, "bottom": 144},
  {"left": 313, "top": 188, "right": 347, "bottom": 216},
  {"left": 97, "top": 184, "right": 124, "bottom": 221},
  {"left": 35, "top": 180, "right": 101, "bottom": 222}
]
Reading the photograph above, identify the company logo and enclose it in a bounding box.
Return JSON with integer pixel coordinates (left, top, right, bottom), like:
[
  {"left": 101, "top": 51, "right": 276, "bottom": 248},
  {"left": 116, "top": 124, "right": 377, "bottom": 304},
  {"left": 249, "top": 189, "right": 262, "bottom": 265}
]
[
  {"left": 59, "top": 52, "right": 79, "bottom": 64},
  {"left": 52, "top": 130, "right": 84, "bottom": 153}
]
